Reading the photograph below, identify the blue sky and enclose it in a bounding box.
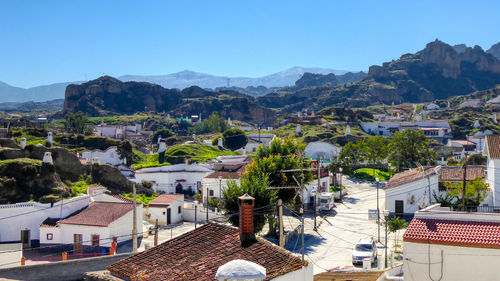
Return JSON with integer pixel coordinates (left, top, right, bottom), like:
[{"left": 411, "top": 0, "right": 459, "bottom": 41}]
[{"left": 1, "top": 0, "right": 500, "bottom": 88}]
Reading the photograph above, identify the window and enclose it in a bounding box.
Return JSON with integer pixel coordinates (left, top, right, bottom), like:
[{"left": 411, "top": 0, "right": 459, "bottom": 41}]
[
  {"left": 46, "top": 233, "right": 53, "bottom": 240},
  {"left": 209, "top": 190, "right": 214, "bottom": 196},
  {"left": 178, "top": 206, "right": 182, "bottom": 214},
  {"left": 92, "top": 234, "right": 100, "bottom": 247}
]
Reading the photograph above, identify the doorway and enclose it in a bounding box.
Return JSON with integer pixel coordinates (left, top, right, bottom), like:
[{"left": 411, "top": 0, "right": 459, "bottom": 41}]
[
  {"left": 20, "top": 230, "right": 30, "bottom": 249},
  {"left": 74, "top": 234, "right": 83, "bottom": 253},
  {"left": 395, "top": 200, "right": 404, "bottom": 216},
  {"left": 167, "top": 208, "right": 171, "bottom": 225}
]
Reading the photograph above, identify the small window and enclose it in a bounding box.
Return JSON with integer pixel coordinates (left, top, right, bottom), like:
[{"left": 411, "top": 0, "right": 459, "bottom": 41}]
[
  {"left": 46, "top": 233, "right": 53, "bottom": 240},
  {"left": 92, "top": 234, "right": 100, "bottom": 247},
  {"left": 209, "top": 190, "right": 214, "bottom": 196},
  {"left": 163, "top": 211, "right": 166, "bottom": 215},
  {"left": 178, "top": 206, "right": 182, "bottom": 214}
]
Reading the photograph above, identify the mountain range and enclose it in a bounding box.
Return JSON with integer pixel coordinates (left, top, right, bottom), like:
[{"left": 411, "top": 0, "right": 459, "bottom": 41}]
[{"left": 0, "top": 67, "right": 350, "bottom": 103}]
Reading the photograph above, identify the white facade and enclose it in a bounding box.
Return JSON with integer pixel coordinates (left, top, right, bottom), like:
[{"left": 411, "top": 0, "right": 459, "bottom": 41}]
[
  {"left": 484, "top": 136, "right": 500, "bottom": 207},
  {"left": 244, "top": 134, "right": 276, "bottom": 153},
  {"left": 81, "top": 146, "right": 122, "bottom": 166},
  {"left": 271, "top": 265, "right": 313, "bottom": 281},
  {"left": 305, "top": 142, "right": 341, "bottom": 160},
  {"left": 39, "top": 205, "right": 143, "bottom": 248},
  {"left": 303, "top": 176, "right": 331, "bottom": 204},
  {"left": 202, "top": 178, "right": 240, "bottom": 202},
  {"left": 360, "top": 121, "right": 451, "bottom": 137},
  {"left": 0, "top": 196, "right": 90, "bottom": 244},
  {"left": 146, "top": 196, "right": 184, "bottom": 225},
  {"left": 133, "top": 164, "right": 213, "bottom": 194},
  {"left": 96, "top": 125, "right": 123, "bottom": 139},
  {"left": 385, "top": 173, "right": 439, "bottom": 215}
]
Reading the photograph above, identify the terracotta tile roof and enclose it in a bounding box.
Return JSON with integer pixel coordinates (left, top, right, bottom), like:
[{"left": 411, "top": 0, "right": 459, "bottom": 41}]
[
  {"left": 107, "top": 222, "right": 305, "bottom": 281},
  {"left": 314, "top": 270, "right": 384, "bottom": 281},
  {"left": 403, "top": 218, "right": 500, "bottom": 249},
  {"left": 439, "top": 166, "right": 486, "bottom": 182},
  {"left": 486, "top": 135, "right": 500, "bottom": 159},
  {"left": 58, "top": 202, "right": 134, "bottom": 227},
  {"left": 205, "top": 164, "right": 247, "bottom": 179},
  {"left": 148, "top": 194, "right": 183, "bottom": 205},
  {"left": 450, "top": 140, "right": 476, "bottom": 146},
  {"left": 386, "top": 167, "right": 438, "bottom": 189}
]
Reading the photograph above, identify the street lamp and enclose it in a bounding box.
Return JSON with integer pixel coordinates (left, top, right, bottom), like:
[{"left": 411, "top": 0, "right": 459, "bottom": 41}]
[
  {"left": 376, "top": 177, "right": 380, "bottom": 243},
  {"left": 383, "top": 209, "right": 390, "bottom": 268},
  {"left": 339, "top": 167, "right": 343, "bottom": 201}
]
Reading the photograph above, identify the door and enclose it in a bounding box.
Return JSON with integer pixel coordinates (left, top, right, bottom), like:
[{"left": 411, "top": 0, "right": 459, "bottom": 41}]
[
  {"left": 167, "top": 208, "right": 171, "bottom": 225},
  {"left": 20, "top": 230, "right": 30, "bottom": 249},
  {"left": 74, "top": 234, "right": 83, "bottom": 253},
  {"left": 395, "top": 200, "right": 404, "bottom": 216}
]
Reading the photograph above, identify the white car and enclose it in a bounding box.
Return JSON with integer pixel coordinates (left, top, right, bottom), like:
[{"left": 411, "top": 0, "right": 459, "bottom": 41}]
[{"left": 352, "top": 238, "right": 377, "bottom": 265}]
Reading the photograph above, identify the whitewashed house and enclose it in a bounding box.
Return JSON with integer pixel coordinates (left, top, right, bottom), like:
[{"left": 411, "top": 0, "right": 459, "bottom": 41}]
[
  {"left": 403, "top": 204, "right": 500, "bottom": 281},
  {"left": 304, "top": 142, "right": 341, "bottom": 161},
  {"left": 384, "top": 167, "right": 440, "bottom": 217},
  {"left": 145, "top": 194, "right": 184, "bottom": 225},
  {"left": 360, "top": 121, "right": 452, "bottom": 142},
  {"left": 80, "top": 146, "right": 123, "bottom": 166},
  {"left": 202, "top": 162, "right": 248, "bottom": 202},
  {"left": 96, "top": 125, "right": 123, "bottom": 139},
  {"left": 133, "top": 163, "right": 213, "bottom": 194},
  {"left": 0, "top": 195, "right": 90, "bottom": 248},
  {"left": 244, "top": 134, "right": 275, "bottom": 153},
  {"left": 484, "top": 135, "right": 500, "bottom": 207}
]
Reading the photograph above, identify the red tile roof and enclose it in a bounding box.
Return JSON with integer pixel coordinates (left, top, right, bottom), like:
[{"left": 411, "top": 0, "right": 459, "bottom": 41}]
[
  {"left": 386, "top": 167, "right": 438, "bottom": 189},
  {"left": 404, "top": 218, "right": 500, "bottom": 249},
  {"left": 148, "top": 194, "right": 183, "bottom": 205},
  {"left": 58, "top": 202, "right": 134, "bottom": 227},
  {"left": 486, "top": 135, "right": 500, "bottom": 159},
  {"left": 107, "top": 222, "right": 305, "bottom": 281},
  {"left": 439, "top": 166, "right": 486, "bottom": 182}
]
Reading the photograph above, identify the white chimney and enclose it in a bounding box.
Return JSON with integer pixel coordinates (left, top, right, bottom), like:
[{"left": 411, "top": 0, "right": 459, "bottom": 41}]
[
  {"left": 228, "top": 117, "right": 232, "bottom": 126},
  {"left": 42, "top": 152, "right": 53, "bottom": 164},
  {"left": 20, "top": 137, "right": 26, "bottom": 149},
  {"left": 296, "top": 124, "right": 301, "bottom": 135},
  {"left": 46, "top": 132, "right": 53, "bottom": 147},
  {"left": 192, "top": 134, "right": 196, "bottom": 140},
  {"left": 158, "top": 140, "right": 167, "bottom": 153},
  {"left": 217, "top": 137, "right": 224, "bottom": 148},
  {"left": 494, "top": 113, "right": 497, "bottom": 124},
  {"left": 473, "top": 118, "right": 480, "bottom": 129},
  {"left": 345, "top": 125, "right": 352, "bottom": 136},
  {"left": 167, "top": 113, "right": 170, "bottom": 121}
]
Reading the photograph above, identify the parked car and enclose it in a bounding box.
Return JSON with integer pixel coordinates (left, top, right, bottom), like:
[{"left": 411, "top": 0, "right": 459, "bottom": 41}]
[
  {"left": 352, "top": 238, "right": 377, "bottom": 265},
  {"left": 143, "top": 221, "right": 154, "bottom": 234},
  {"left": 318, "top": 192, "right": 335, "bottom": 211}
]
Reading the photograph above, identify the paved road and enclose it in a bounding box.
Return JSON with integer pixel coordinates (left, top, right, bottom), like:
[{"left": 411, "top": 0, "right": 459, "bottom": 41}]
[{"left": 288, "top": 176, "right": 392, "bottom": 274}]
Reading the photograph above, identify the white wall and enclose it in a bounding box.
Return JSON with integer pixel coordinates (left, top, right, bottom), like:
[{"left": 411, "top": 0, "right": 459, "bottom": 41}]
[
  {"left": 202, "top": 178, "right": 241, "bottom": 203},
  {"left": 182, "top": 202, "right": 221, "bottom": 222},
  {"left": 385, "top": 174, "right": 438, "bottom": 214},
  {"left": 303, "top": 176, "right": 331, "bottom": 204},
  {"left": 271, "top": 264, "right": 313, "bottom": 281},
  {"left": 134, "top": 165, "right": 212, "bottom": 194},
  {"left": 147, "top": 198, "right": 184, "bottom": 225},
  {"left": 404, "top": 241, "right": 500, "bottom": 281},
  {"left": 81, "top": 147, "right": 122, "bottom": 166},
  {"left": 487, "top": 158, "right": 500, "bottom": 206},
  {"left": 0, "top": 196, "right": 90, "bottom": 243}
]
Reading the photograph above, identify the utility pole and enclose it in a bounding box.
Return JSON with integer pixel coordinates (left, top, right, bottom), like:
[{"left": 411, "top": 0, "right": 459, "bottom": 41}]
[
  {"left": 206, "top": 195, "right": 209, "bottom": 222},
  {"left": 132, "top": 183, "right": 137, "bottom": 253},
  {"left": 195, "top": 204, "right": 198, "bottom": 229},
  {"left": 339, "top": 167, "right": 343, "bottom": 201},
  {"left": 219, "top": 176, "right": 222, "bottom": 199},
  {"left": 301, "top": 207, "right": 304, "bottom": 266},
  {"left": 278, "top": 199, "right": 284, "bottom": 248},
  {"left": 385, "top": 219, "right": 388, "bottom": 268},
  {"left": 462, "top": 162, "right": 467, "bottom": 209},
  {"left": 376, "top": 178, "right": 380, "bottom": 242}
]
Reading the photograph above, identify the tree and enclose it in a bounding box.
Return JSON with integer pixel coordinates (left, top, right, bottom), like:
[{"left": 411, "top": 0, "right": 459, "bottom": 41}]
[
  {"left": 387, "top": 216, "right": 408, "bottom": 251},
  {"left": 222, "top": 129, "right": 248, "bottom": 151},
  {"left": 64, "top": 112, "right": 88, "bottom": 134},
  {"left": 188, "top": 112, "right": 229, "bottom": 135},
  {"left": 222, "top": 176, "right": 277, "bottom": 233},
  {"left": 338, "top": 141, "right": 365, "bottom": 168},
  {"left": 152, "top": 129, "right": 174, "bottom": 144},
  {"left": 388, "top": 130, "right": 436, "bottom": 171},
  {"left": 118, "top": 140, "right": 134, "bottom": 166},
  {"left": 365, "top": 136, "right": 390, "bottom": 167},
  {"left": 445, "top": 178, "right": 489, "bottom": 207}
]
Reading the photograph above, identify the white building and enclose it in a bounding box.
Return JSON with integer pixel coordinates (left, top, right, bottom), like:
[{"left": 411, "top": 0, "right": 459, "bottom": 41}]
[
  {"left": 96, "top": 125, "right": 123, "bottom": 139},
  {"left": 145, "top": 194, "right": 184, "bottom": 225},
  {"left": 202, "top": 162, "right": 248, "bottom": 202},
  {"left": 80, "top": 146, "right": 123, "bottom": 166},
  {"left": 384, "top": 167, "right": 440, "bottom": 217},
  {"left": 0, "top": 195, "right": 90, "bottom": 247},
  {"left": 484, "top": 135, "right": 500, "bottom": 206},
  {"left": 403, "top": 204, "right": 500, "bottom": 281},
  {"left": 133, "top": 163, "right": 213, "bottom": 194},
  {"left": 304, "top": 142, "right": 341, "bottom": 161},
  {"left": 39, "top": 199, "right": 143, "bottom": 250},
  {"left": 359, "top": 121, "right": 452, "bottom": 141},
  {"left": 244, "top": 134, "right": 276, "bottom": 153}
]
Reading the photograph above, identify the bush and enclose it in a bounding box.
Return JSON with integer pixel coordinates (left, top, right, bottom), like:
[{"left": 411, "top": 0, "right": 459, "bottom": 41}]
[
  {"left": 222, "top": 129, "right": 248, "bottom": 151},
  {"left": 152, "top": 129, "right": 175, "bottom": 143}
]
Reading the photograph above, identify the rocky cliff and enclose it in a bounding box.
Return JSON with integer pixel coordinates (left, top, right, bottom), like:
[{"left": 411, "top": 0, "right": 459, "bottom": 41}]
[{"left": 487, "top": 42, "right": 500, "bottom": 60}]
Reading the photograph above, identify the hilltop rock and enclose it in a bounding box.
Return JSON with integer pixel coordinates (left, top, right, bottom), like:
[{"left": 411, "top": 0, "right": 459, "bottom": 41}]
[
  {"left": 487, "top": 42, "right": 500, "bottom": 60},
  {"left": 294, "top": 72, "right": 339, "bottom": 89}
]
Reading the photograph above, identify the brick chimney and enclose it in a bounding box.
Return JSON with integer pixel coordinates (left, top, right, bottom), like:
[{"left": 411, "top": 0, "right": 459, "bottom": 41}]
[{"left": 239, "top": 193, "right": 256, "bottom": 247}]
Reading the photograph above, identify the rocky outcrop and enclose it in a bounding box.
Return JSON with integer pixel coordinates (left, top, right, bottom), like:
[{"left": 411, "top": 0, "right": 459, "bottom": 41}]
[
  {"left": 294, "top": 72, "right": 339, "bottom": 89},
  {"left": 487, "top": 42, "right": 500, "bottom": 60}
]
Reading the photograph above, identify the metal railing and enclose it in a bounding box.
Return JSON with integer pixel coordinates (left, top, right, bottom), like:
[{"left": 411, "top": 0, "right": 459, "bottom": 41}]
[{"left": 451, "top": 206, "right": 500, "bottom": 213}]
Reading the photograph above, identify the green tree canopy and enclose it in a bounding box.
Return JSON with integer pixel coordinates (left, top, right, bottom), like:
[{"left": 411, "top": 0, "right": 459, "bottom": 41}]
[
  {"left": 445, "top": 177, "right": 489, "bottom": 207},
  {"left": 188, "top": 112, "right": 229, "bottom": 135},
  {"left": 222, "top": 129, "right": 248, "bottom": 151},
  {"left": 152, "top": 128, "right": 174, "bottom": 143},
  {"left": 118, "top": 140, "right": 134, "bottom": 166},
  {"left": 64, "top": 111, "right": 88, "bottom": 134},
  {"left": 388, "top": 130, "right": 436, "bottom": 171}
]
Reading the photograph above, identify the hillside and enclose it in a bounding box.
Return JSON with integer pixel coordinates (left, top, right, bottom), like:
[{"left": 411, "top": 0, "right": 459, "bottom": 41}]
[
  {"left": 257, "top": 40, "right": 500, "bottom": 111},
  {"left": 63, "top": 76, "right": 276, "bottom": 124}
]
